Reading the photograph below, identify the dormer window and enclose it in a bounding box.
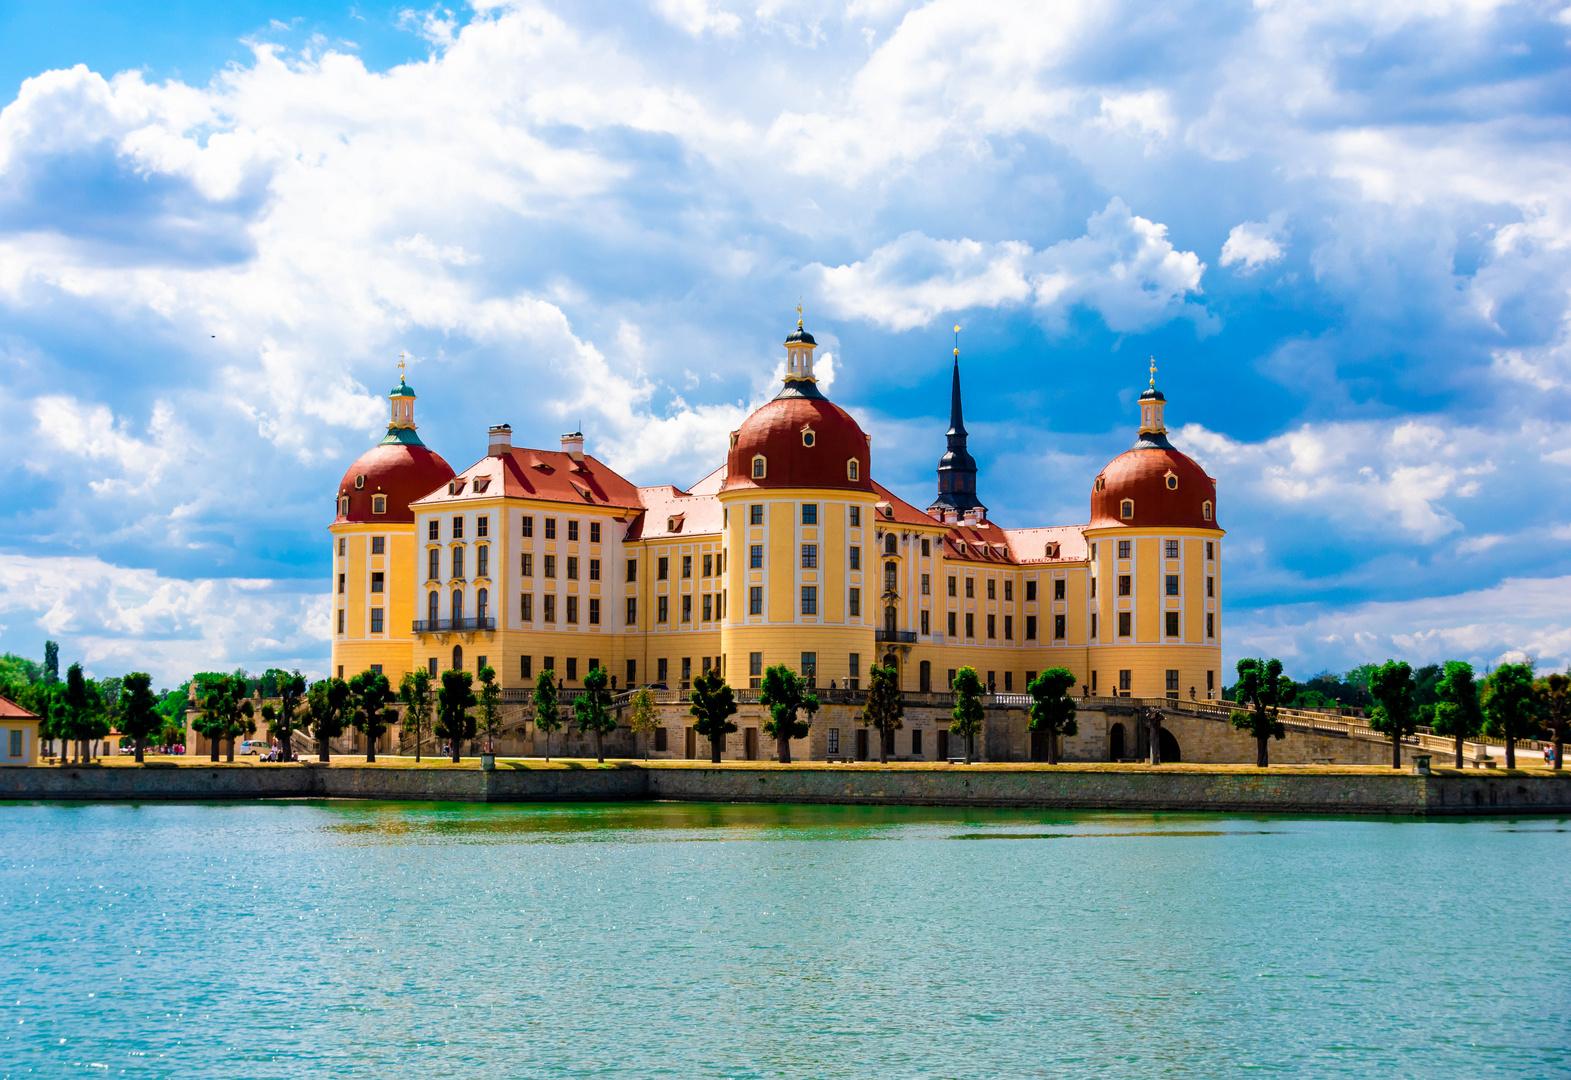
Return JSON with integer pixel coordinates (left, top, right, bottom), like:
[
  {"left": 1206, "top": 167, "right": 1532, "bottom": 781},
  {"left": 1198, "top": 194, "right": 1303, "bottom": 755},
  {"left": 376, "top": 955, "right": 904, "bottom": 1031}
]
[
  {"left": 354, "top": 474, "right": 365, "bottom": 490},
  {"left": 1120, "top": 499, "right": 1135, "bottom": 519},
  {"left": 801, "top": 427, "right": 816, "bottom": 447},
  {"left": 1202, "top": 500, "right": 1213, "bottom": 521},
  {"left": 729, "top": 431, "right": 739, "bottom": 449},
  {"left": 752, "top": 455, "right": 767, "bottom": 479},
  {"left": 448, "top": 480, "right": 462, "bottom": 495},
  {"left": 338, "top": 496, "right": 349, "bottom": 516},
  {"left": 1093, "top": 476, "right": 1104, "bottom": 492},
  {"left": 1045, "top": 542, "right": 1060, "bottom": 558},
  {"left": 847, "top": 458, "right": 859, "bottom": 481},
  {"left": 472, "top": 478, "right": 490, "bottom": 493},
  {"left": 668, "top": 518, "right": 676, "bottom": 531},
  {"left": 372, "top": 495, "right": 387, "bottom": 515},
  {"left": 1164, "top": 472, "right": 1178, "bottom": 490}
]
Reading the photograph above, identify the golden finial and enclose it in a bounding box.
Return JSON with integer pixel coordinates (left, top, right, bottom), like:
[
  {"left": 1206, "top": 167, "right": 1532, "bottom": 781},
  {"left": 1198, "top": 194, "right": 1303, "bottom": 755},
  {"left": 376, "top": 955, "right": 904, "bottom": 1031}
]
[
  {"left": 1149, "top": 355, "right": 1157, "bottom": 389},
  {"left": 797, "top": 298, "right": 803, "bottom": 329},
  {"left": 398, "top": 352, "right": 407, "bottom": 382},
  {"left": 954, "top": 324, "right": 961, "bottom": 357}
]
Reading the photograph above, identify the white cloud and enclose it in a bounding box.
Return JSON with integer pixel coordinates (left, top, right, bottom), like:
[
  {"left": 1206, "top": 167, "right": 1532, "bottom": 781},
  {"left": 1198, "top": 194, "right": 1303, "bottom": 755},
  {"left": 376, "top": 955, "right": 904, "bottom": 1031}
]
[
  {"left": 656, "top": 0, "right": 743, "bottom": 36},
  {"left": 1220, "top": 219, "right": 1286, "bottom": 272},
  {"left": 814, "top": 198, "right": 1208, "bottom": 333}
]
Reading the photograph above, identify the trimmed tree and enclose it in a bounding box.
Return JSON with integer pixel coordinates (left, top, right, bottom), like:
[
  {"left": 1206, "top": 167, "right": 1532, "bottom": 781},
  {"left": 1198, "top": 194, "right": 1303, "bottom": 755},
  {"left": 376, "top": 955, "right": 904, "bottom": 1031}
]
[
  {"left": 193, "top": 675, "right": 231, "bottom": 762},
  {"left": 399, "top": 668, "right": 433, "bottom": 762},
  {"left": 1433, "top": 661, "right": 1483, "bottom": 769},
  {"left": 436, "top": 669, "right": 477, "bottom": 763},
  {"left": 1540, "top": 672, "right": 1570, "bottom": 772},
  {"left": 475, "top": 665, "right": 505, "bottom": 756},
  {"left": 759, "top": 664, "right": 818, "bottom": 764},
  {"left": 628, "top": 687, "right": 659, "bottom": 759},
  {"left": 689, "top": 671, "right": 738, "bottom": 764},
  {"left": 1229, "top": 657, "right": 1287, "bottom": 768},
  {"left": 533, "top": 668, "right": 562, "bottom": 761},
  {"left": 1369, "top": 659, "right": 1417, "bottom": 769},
  {"left": 861, "top": 663, "right": 904, "bottom": 764},
  {"left": 949, "top": 666, "right": 985, "bottom": 765},
  {"left": 575, "top": 666, "right": 618, "bottom": 763},
  {"left": 1483, "top": 662, "right": 1537, "bottom": 770},
  {"left": 348, "top": 669, "right": 395, "bottom": 763},
  {"left": 119, "top": 673, "right": 159, "bottom": 764},
  {"left": 1026, "top": 667, "right": 1078, "bottom": 765},
  {"left": 265, "top": 670, "right": 307, "bottom": 762},
  {"left": 304, "top": 677, "right": 351, "bottom": 762}
]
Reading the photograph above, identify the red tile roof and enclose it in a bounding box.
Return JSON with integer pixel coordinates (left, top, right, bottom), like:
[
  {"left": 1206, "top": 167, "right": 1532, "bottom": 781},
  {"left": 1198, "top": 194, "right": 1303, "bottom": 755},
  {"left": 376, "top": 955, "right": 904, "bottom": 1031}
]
[
  {"left": 412, "top": 449, "right": 646, "bottom": 512},
  {"left": 0, "top": 695, "right": 40, "bottom": 719}
]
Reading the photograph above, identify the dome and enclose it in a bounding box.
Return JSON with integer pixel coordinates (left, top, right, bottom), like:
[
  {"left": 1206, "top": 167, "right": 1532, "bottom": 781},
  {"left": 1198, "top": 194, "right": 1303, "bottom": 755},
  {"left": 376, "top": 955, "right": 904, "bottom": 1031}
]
[
  {"left": 784, "top": 326, "right": 816, "bottom": 346},
  {"left": 1090, "top": 434, "right": 1218, "bottom": 530},
  {"left": 336, "top": 441, "right": 455, "bottom": 525},
  {"left": 723, "top": 384, "right": 873, "bottom": 493}
]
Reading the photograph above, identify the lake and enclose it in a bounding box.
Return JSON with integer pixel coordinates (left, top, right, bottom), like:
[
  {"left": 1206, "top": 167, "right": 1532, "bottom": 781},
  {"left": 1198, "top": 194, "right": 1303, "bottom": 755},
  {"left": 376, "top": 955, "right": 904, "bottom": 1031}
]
[{"left": 1, "top": 801, "right": 1567, "bottom": 1078}]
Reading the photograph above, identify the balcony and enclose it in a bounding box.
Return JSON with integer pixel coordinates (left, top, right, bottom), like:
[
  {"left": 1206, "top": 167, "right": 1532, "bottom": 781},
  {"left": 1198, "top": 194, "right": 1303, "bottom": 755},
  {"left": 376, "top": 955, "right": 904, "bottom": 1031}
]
[
  {"left": 874, "top": 629, "right": 917, "bottom": 643},
  {"left": 413, "top": 617, "right": 496, "bottom": 633}
]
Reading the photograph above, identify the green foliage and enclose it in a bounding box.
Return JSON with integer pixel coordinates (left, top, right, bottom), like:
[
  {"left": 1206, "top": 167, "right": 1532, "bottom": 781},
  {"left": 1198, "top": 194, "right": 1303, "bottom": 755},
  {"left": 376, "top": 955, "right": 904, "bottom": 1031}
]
[
  {"left": 119, "top": 673, "right": 159, "bottom": 759},
  {"left": 1431, "top": 661, "right": 1483, "bottom": 742},
  {"left": 1230, "top": 658, "right": 1288, "bottom": 740},
  {"left": 304, "top": 677, "right": 351, "bottom": 758},
  {"left": 628, "top": 687, "right": 659, "bottom": 758},
  {"left": 1368, "top": 660, "right": 1417, "bottom": 738},
  {"left": 348, "top": 669, "right": 395, "bottom": 755},
  {"left": 861, "top": 664, "right": 904, "bottom": 761},
  {"left": 949, "top": 667, "right": 985, "bottom": 740},
  {"left": 399, "top": 668, "right": 433, "bottom": 760},
  {"left": 533, "top": 668, "right": 562, "bottom": 759},
  {"left": 759, "top": 664, "right": 818, "bottom": 742},
  {"left": 1026, "top": 667, "right": 1078, "bottom": 765},
  {"left": 62, "top": 663, "right": 110, "bottom": 751},
  {"left": 576, "top": 667, "right": 618, "bottom": 761},
  {"left": 688, "top": 670, "right": 738, "bottom": 761},
  {"left": 193, "top": 674, "right": 255, "bottom": 758},
  {"left": 0, "top": 652, "right": 43, "bottom": 687},
  {"left": 436, "top": 669, "right": 477, "bottom": 757},
  {"left": 266, "top": 671, "right": 307, "bottom": 760},
  {"left": 44, "top": 640, "right": 59, "bottom": 685},
  {"left": 1483, "top": 662, "right": 1538, "bottom": 744},
  {"left": 475, "top": 665, "right": 506, "bottom": 752}
]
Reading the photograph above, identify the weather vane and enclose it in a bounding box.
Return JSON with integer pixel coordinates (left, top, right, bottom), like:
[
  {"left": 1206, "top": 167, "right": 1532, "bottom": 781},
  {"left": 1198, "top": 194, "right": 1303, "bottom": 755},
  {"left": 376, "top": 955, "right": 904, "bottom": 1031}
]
[
  {"left": 1149, "top": 355, "right": 1157, "bottom": 388},
  {"left": 398, "top": 352, "right": 407, "bottom": 382},
  {"left": 954, "top": 324, "right": 961, "bottom": 357},
  {"left": 797, "top": 298, "right": 803, "bottom": 328}
]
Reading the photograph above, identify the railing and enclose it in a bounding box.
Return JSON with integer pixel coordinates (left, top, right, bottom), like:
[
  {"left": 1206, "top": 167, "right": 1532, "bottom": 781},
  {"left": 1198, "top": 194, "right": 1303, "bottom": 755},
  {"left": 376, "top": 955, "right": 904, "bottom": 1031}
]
[
  {"left": 874, "top": 629, "right": 917, "bottom": 643},
  {"left": 412, "top": 617, "right": 496, "bottom": 633}
]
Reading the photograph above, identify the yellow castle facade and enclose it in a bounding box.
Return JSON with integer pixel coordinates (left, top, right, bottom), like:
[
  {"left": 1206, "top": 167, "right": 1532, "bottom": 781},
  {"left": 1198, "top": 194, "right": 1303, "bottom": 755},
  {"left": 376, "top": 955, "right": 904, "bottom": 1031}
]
[{"left": 330, "top": 322, "right": 1224, "bottom": 723}]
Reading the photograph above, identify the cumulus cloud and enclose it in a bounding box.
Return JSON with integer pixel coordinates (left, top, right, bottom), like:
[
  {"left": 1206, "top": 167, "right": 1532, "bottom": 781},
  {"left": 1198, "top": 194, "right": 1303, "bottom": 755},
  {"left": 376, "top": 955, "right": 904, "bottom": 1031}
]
[
  {"left": 1220, "top": 218, "right": 1286, "bottom": 272},
  {"left": 814, "top": 198, "right": 1208, "bottom": 333}
]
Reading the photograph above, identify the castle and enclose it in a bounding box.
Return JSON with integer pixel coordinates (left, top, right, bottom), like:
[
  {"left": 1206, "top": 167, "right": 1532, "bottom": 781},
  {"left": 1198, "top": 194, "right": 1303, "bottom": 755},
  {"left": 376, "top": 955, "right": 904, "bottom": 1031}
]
[{"left": 329, "top": 318, "right": 1224, "bottom": 759}]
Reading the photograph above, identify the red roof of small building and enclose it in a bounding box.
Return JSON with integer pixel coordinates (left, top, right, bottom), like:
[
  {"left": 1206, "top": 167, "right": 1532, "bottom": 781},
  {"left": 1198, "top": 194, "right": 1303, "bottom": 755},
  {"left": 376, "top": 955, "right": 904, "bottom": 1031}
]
[{"left": 0, "top": 695, "right": 40, "bottom": 719}]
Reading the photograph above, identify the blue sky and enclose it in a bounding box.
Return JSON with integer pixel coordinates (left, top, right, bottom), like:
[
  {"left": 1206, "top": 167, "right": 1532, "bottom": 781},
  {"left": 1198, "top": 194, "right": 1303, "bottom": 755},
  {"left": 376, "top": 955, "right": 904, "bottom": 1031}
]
[{"left": 1, "top": 0, "right": 1569, "bottom": 686}]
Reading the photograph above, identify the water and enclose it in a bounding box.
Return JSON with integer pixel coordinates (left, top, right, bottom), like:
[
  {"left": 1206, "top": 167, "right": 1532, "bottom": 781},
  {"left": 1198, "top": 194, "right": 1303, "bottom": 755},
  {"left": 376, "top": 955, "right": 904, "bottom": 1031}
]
[{"left": 1, "top": 802, "right": 1568, "bottom": 1079}]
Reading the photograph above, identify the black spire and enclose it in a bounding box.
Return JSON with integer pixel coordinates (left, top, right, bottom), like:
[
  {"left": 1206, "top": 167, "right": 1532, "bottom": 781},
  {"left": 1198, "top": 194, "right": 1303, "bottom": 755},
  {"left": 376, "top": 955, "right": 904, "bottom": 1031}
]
[{"left": 929, "top": 339, "right": 984, "bottom": 518}]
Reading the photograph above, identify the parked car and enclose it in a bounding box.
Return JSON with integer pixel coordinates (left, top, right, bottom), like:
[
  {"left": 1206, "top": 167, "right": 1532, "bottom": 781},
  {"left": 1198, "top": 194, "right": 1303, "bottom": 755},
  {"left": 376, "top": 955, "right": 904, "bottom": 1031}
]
[{"left": 237, "top": 740, "right": 271, "bottom": 756}]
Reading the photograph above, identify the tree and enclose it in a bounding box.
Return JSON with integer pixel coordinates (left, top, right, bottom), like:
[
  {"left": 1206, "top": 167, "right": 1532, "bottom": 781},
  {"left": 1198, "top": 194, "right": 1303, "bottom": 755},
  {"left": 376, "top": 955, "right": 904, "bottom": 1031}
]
[
  {"left": 192, "top": 676, "right": 228, "bottom": 762},
  {"left": 628, "top": 687, "right": 659, "bottom": 759},
  {"left": 304, "top": 677, "right": 350, "bottom": 762},
  {"left": 436, "top": 669, "right": 477, "bottom": 763},
  {"left": 399, "top": 668, "right": 433, "bottom": 762},
  {"left": 1483, "top": 662, "right": 1537, "bottom": 770},
  {"left": 576, "top": 666, "right": 619, "bottom": 762},
  {"left": 1026, "top": 667, "right": 1078, "bottom": 765},
  {"left": 949, "top": 666, "right": 985, "bottom": 765},
  {"left": 861, "top": 663, "right": 903, "bottom": 764},
  {"left": 474, "top": 664, "right": 505, "bottom": 756},
  {"left": 62, "top": 663, "right": 105, "bottom": 764},
  {"left": 268, "top": 670, "right": 307, "bottom": 762},
  {"left": 348, "top": 669, "right": 395, "bottom": 763},
  {"left": 1539, "top": 672, "right": 1570, "bottom": 772},
  {"left": 119, "top": 673, "right": 159, "bottom": 764},
  {"left": 688, "top": 670, "right": 738, "bottom": 764},
  {"left": 1369, "top": 660, "right": 1417, "bottom": 769},
  {"left": 1230, "top": 657, "right": 1287, "bottom": 768},
  {"left": 533, "top": 669, "right": 562, "bottom": 761},
  {"left": 207, "top": 675, "right": 256, "bottom": 762},
  {"left": 759, "top": 664, "right": 818, "bottom": 764},
  {"left": 1432, "top": 661, "right": 1483, "bottom": 769},
  {"left": 44, "top": 640, "right": 59, "bottom": 685}
]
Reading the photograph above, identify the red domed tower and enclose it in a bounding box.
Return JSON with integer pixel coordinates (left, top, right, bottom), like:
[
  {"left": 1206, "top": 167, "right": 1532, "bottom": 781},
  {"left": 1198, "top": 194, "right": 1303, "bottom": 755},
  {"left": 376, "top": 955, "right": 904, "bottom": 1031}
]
[{"left": 1084, "top": 360, "right": 1224, "bottom": 702}]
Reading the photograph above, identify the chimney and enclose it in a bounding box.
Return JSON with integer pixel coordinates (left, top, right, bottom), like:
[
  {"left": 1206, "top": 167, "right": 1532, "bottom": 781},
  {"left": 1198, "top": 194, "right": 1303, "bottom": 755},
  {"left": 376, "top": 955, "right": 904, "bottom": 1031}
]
[
  {"left": 488, "top": 424, "right": 512, "bottom": 456},
  {"left": 561, "top": 430, "right": 585, "bottom": 462}
]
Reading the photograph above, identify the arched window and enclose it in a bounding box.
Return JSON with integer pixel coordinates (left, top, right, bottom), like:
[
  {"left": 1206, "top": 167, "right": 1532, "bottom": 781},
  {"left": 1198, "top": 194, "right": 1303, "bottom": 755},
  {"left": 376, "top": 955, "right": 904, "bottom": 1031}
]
[
  {"left": 354, "top": 474, "right": 365, "bottom": 490},
  {"left": 371, "top": 494, "right": 387, "bottom": 514},
  {"left": 452, "top": 644, "right": 463, "bottom": 672},
  {"left": 428, "top": 591, "right": 439, "bottom": 624},
  {"left": 884, "top": 533, "right": 898, "bottom": 555},
  {"left": 452, "top": 589, "right": 464, "bottom": 622},
  {"left": 847, "top": 458, "right": 859, "bottom": 480},
  {"left": 884, "top": 561, "right": 898, "bottom": 592},
  {"left": 338, "top": 497, "right": 349, "bottom": 516},
  {"left": 1202, "top": 500, "right": 1213, "bottom": 521},
  {"left": 1165, "top": 473, "right": 1178, "bottom": 490},
  {"left": 476, "top": 588, "right": 489, "bottom": 620},
  {"left": 751, "top": 455, "right": 767, "bottom": 479},
  {"left": 801, "top": 428, "right": 816, "bottom": 447},
  {"left": 1120, "top": 499, "right": 1134, "bottom": 519}
]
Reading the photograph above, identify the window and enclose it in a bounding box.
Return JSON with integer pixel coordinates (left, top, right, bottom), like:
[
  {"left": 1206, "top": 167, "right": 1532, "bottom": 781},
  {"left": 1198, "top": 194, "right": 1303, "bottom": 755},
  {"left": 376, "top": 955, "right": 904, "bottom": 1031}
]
[
  {"left": 682, "top": 595, "right": 692, "bottom": 623},
  {"left": 703, "top": 594, "right": 713, "bottom": 621},
  {"left": 544, "top": 595, "right": 556, "bottom": 622},
  {"left": 802, "top": 504, "right": 818, "bottom": 525},
  {"left": 947, "top": 611, "right": 957, "bottom": 637},
  {"left": 476, "top": 516, "right": 489, "bottom": 539},
  {"left": 657, "top": 596, "right": 669, "bottom": 623},
  {"left": 521, "top": 655, "right": 532, "bottom": 679},
  {"left": 1118, "top": 612, "right": 1131, "bottom": 637},
  {"left": 567, "top": 658, "right": 578, "bottom": 681},
  {"left": 657, "top": 658, "right": 668, "bottom": 683},
  {"left": 849, "top": 587, "right": 861, "bottom": 617},
  {"left": 987, "top": 579, "right": 996, "bottom": 601},
  {"left": 568, "top": 520, "right": 579, "bottom": 542},
  {"left": 626, "top": 659, "right": 637, "bottom": 686},
  {"left": 544, "top": 517, "right": 556, "bottom": 540},
  {"left": 948, "top": 576, "right": 957, "bottom": 597},
  {"left": 920, "top": 610, "right": 930, "bottom": 635},
  {"left": 849, "top": 546, "right": 860, "bottom": 571},
  {"left": 1004, "top": 580, "right": 1013, "bottom": 602},
  {"left": 1166, "top": 669, "right": 1180, "bottom": 697},
  {"left": 1164, "top": 540, "right": 1179, "bottom": 559},
  {"left": 452, "top": 516, "right": 464, "bottom": 539},
  {"left": 589, "top": 598, "right": 600, "bottom": 625},
  {"left": 567, "top": 556, "right": 579, "bottom": 580},
  {"left": 1206, "top": 541, "right": 1215, "bottom": 560},
  {"left": 627, "top": 559, "right": 637, "bottom": 582},
  {"left": 884, "top": 534, "right": 897, "bottom": 556},
  {"left": 1005, "top": 615, "right": 1013, "bottom": 641},
  {"left": 921, "top": 573, "right": 930, "bottom": 595},
  {"left": 452, "top": 547, "right": 465, "bottom": 579},
  {"left": 1026, "top": 580, "right": 1037, "bottom": 602},
  {"left": 521, "top": 553, "right": 533, "bottom": 577},
  {"left": 1054, "top": 579, "right": 1066, "bottom": 601},
  {"left": 339, "top": 497, "right": 351, "bottom": 517},
  {"left": 477, "top": 545, "right": 489, "bottom": 578},
  {"left": 1091, "top": 543, "right": 1099, "bottom": 560},
  {"left": 1090, "top": 613, "right": 1098, "bottom": 638},
  {"left": 1120, "top": 499, "right": 1134, "bottom": 519},
  {"left": 522, "top": 515, "right": 534, "bottom": 538},
  {"left": 798, "top": 543, "right": 818, "bottom": 569},
  {"left": 801, "top": 586, "right": 818, "bottom": 615},
  {"left": 428, "top": 592, "right": 439, "bottom": 623},
  {"left": 921, "top": 538, "right": 930, "bottom": 556},
  {"left": 1025, "top": 615, "right": 1037, "bottom": 640},
  {"left": 1090, "top": 578, "right": 1097, "bottom": 598},
  {"left": 681, "top": 658, "right": 692, "bottom": 687},
  {"left": 749, "top": 651, "right": 763, "bottom": 689},
  {"left": 752, "top": 455, "right": 767, "bottom": 479},
  {"left": 750, "top": 544, "right": 763, "bottom": 569},
  {"left": 1206, "top": 612, "right": 1215, "bottom": 638},
  {"left": 626, "top": 597, "right": 637, "bottom": 625},
  {"left": 521, "top": 593, "right": 533, "bottom": 621},
  {"left": 1202, "top": 501, "right": 1213, "bottom": 521},
  {"left": 965, "top": 578, "right": 975, "bottom": 599},
  {"left": 987, "top": 614, "right": 996, "bottom": 639},
  {"left": 1118, "top": 540, "right": 1131, "bottom": 559},
  {"left": 701, "top": 554, "right": 712, "bottom": 577},
  {"left": 948, "top": 669, "right": 957, "bottom": 689},
  {"left": 828, "top": 728, "right": 840, "bottom": 754},
  {"left": 544, "top": 555, "right": 556, "bottom": 578},
  {"left": 476, "top": 588, "right": 489, "bottom": 620},
  {"left": 1054, "top": 614, "right": 1066, "bottom": 640},
  {"left": 682, "top": 555, "right": 692, "bottom": 579},
  {"left": 800, "top": 652, "right": 817, "bottom": 687},
  {"left": 1118, "top": 575, "right": 1131, "bottom": 596},
  {"left": 337, "top": 609, "right": 346, "bottom": 633},
  {"left": 1165, "top": 474, "right": 1178, "bottom": 491},
  {"left": 749, "top": 587, "right": 763, "bottom": 615},
  {"left": 849, "top": 506, "right": 861, "bottom": 527},
  {"left": 371, "top": 495, "right": 387, "bottom": 514},
  {"left": 338, "top": 573, "right": 346, "bottom": 595},
  {"left": 1165, "top": 574, "right": 1179, "bottom": 596},
  {"left": 717, "top": 591, "right": 726, "bottom": 618},
  {"left": 884, "top": 562, "right": 897, "bottom": 592},
  {"left": 371, "top": 571, "right": 384, "bottom": 594},
  {"left": 589, "top": 559, "right": 600, "bottom": 581},
  {"left": 1119, "top": 669, "right": 1132, "bottom": 693},
  {"left": 452, "top": 590, "right": 464, "bottom": 621},
  {"left": 592, "top": 522, "right": 603, "bottom": 543},
  {"left": 370, "top": 609, "right": 384, "bottom": 633},
  {"left": 371, "top": 536, "right": 385, "bottom": 555},
  {"left": 846, "top": 457, "right": 858, "bottom": 480},
  {"left": 339, "top": 537, "right": 348, "bottom": 556},
  {"left": 658, "top": 557, "right": 669, "bottom": 580},
  {"left": 965, "top": 613, "right": 975, "bottom": 638},
  {"left": 1003, "top": 674, "right": 1012, "bottom": 693},
  {"left": 429, "top": 657, "right": 438, "bottom": 676},
  {"left": 750, "top": 504, "right": 764, "bottom": 525},
  {"left": 1165, "top": 611, "right": 1180, "bottom": 637}
]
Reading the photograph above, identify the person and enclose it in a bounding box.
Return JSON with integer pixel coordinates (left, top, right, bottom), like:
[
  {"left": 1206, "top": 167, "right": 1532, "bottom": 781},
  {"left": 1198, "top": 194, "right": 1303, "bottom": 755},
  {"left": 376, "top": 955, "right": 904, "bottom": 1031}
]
[{"left": 829, "top": 679, "right": 836, "bottom": 690}]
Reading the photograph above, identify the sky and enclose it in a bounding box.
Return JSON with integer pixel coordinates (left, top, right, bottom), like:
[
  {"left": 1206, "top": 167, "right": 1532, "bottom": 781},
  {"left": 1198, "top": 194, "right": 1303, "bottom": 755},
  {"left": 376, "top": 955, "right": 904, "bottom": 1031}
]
[{"left": 0, "top": 0, "right": 1569, "bottom": 688}]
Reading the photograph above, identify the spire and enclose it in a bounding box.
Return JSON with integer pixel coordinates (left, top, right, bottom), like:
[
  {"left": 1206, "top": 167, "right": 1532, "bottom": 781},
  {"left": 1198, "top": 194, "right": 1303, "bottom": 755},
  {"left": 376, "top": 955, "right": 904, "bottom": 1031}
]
[
  {"left": 928, "top": 325, "right": 985, "bottom": 521},
  {"left": 1133, "top": 355, "right": 1172, "bottom": 449},
  {"left": 778, "top": 307, "right": 825, "bottom": 400},
  {"left": 380, "top": 355, "right": 427, "bottom": 447}
]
